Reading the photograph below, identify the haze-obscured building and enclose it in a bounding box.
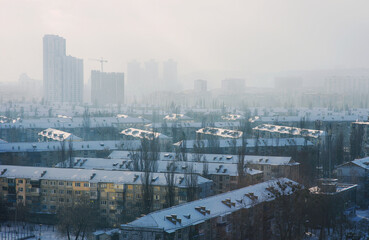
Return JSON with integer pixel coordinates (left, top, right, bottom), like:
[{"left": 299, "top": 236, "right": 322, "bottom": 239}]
[
  {"left": 194, "top": 79, "right": 207, "bottom": 92},
  {"left": 43, "top": 34, "right": 83, "bottom": 103},
  {"left": 221, "top": 78, "right": 245, "bottom": 93},
  {"left": 91, "top": 71, "right": 124, "bottom": 106},
  {"left": 163, "top": 59, "right": 178, "bottom": 91}
]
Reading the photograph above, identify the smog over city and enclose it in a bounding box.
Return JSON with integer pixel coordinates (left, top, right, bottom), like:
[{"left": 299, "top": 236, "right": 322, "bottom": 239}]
[{"left": 1, "top": 1, "right": 369, "bottom": 239}]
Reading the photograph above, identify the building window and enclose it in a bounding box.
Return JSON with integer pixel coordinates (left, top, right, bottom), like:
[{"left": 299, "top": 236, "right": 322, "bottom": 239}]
[
  {"left": 59, "top": 190, "right": 64, "bottom": 194},
  {"left": 75, "top": 183, "right": 81, "bottom": 187},
  {"left": 100, "top": 200, "right": 107, "bottom": 205},
  {"left": 67, "top": 182, "right": 73, "bottom": 186},
  {"left": 59, "top": 181, "right": 64, "bottom": 186},
  {"left": 75, "top": 191, "right": 81, "bottom": 195},
  {"left": 18, "top": 187, "right": 24, "bottom": 192},
  {"left": 100, "top": 184, "right": 107, "bottom": 188},
  {"left": 83, "top": 183, "right": 89, "bottom": 187},
  {"left": 67, "top": 190, "right": 72, "bottom": 194},
  {"left": 18, "top": 180, "right": 23, "bottom": 184}
]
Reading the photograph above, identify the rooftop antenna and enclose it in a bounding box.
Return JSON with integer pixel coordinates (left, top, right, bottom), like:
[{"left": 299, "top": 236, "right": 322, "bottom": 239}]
[{"left": 90, "top": 57, "right": 108, "bottom": 72}]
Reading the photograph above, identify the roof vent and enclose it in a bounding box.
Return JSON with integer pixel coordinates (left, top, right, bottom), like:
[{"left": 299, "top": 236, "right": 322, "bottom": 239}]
[
  {"left": 221, "top": 198, "right": 235, "bottom": 208},
  {"left": 90, "top": 173, "right": 96, "bottom": 180},
  {"left": 244, "top": 192, "right": 258, "bottom": 201},
  {"left": 195, "top": 206, "right": 210, "bottom": 215},
  {"left": 133, "top": 174, "right": 139, "bottom": 182},
  {"left": 165, "top": 215, "right": 182, "bottom": 225}
]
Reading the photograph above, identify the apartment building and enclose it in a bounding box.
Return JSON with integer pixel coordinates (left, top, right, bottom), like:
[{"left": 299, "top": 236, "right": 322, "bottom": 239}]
[
  {"left": 0, "top": 165, "right": 212, "bottom": 226},
  {"left": 121, "top": 178, "right": 299, "bottom": 240},
  {"left": 0, "top": 116, "right": 150, "bottom": 142},
  {"left": 0, "top": 140, "right": 135, "bottom": 166},
  {"left": 109, "top": 151, "right": 300, "bottom": 182},
  {"left": 57, "top": 156, "right": 264, "bottom": 194}
]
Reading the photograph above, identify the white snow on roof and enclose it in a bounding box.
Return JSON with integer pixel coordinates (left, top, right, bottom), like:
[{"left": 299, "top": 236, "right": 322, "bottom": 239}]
[
  {"left": 0, "top": 165, "right": 211, "bottom": 187},
  {"left": 345, "top": 157, "right": 369, "bottom": 170},
  {"left": 196, "top": 127, "right": 243, "bottom": 139},
  {"left": 0, "top": 140, "right": 141, "bottom": 153},
  {"left": 108, "top": 151, "right": 295, "bottom": 166},
  {"left": 253, "top": 124, "right": 325, "bottom": 138},
  {"left": 146, "top": 121, "right": 241, "bottom": 129},
  {"left": 120, "top": 128, "right": 170, "bottom": 140},
  {"left": 221, "top": 114, "right": 244, "bottom": 121},
  {"left": 122, "top": 178, "right": 299, "bottom": 232},
  {"left": 163, "top": 114, "right": 192, "bottom": 121},
  {"left": 56, "top": 157, "right": 263, "bottom": 176},
  {"left": 0, "top": 116, "right": 150, "bottom": 129},
  {"left": 38, "top": 128, "right": 82, "bottom": 141},
  {"left": 174, "top": 138, "right": 313, "bottom": 149}
]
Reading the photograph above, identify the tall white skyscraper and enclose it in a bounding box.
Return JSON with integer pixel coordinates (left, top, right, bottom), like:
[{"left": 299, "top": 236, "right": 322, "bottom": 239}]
[{"left": 43, "top": 35, "right": 83, "bottom": 103}]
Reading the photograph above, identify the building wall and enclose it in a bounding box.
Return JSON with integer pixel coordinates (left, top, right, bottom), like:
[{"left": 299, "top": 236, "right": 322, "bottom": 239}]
[{"left": 0, "top": 176, "right": 211, "bottom": 226}]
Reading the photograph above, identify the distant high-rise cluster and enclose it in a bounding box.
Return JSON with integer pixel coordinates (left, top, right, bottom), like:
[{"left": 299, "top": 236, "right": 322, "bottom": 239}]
[
  {"left": 91, "top": 70, "right": 124, "bottom": 106},
  {"left": 127, "top": 59, "right": 178, "bottom": 96},
  {"left": 43, "top": 35, "right": 83, "bottom": 103}
]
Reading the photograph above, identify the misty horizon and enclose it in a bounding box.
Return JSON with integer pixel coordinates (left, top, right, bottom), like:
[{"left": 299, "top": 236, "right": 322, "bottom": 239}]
[{"left": 2, "top": 0, "right": 369, "bottom": 89}]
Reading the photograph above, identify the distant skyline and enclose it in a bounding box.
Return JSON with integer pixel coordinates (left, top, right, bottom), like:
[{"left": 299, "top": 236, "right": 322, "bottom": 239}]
[{"left": 2, "top": 0, "right": 369, "bottom": 89}]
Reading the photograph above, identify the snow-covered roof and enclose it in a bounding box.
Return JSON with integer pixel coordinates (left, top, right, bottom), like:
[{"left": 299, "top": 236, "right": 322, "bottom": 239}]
[
  {"left": 253, "top": 124, "right": 325, "bottom": 138},
  {"left": 120, "top": 128, "right": 170, "bottom": 140},
  {"left": 0, "top": 165, "right": 212, "bottom": 187},
  {"left": 196, "top": 127, "right": 243, "bottom": 139},
  {"left": 221, "top": 114, "right": 244, "bottom": 121},
  {"left": 108, "top": 151, "right": 295, "bottom": 166},
  {"left": 0, "top": 140, "right": 140, "bottom": 153},
  {"left": 146, "top": 121, "right": 241, "bottom": 129},
  {"left": 0, "top": 139, "right": 7, "bottom": 144},
  {"left": 56, "top": 157, "right": 263, "bottom": 176},
  {"left": 0, "top": 116, "right": 150, "bottom": 129},
  {"left": 338, "top": 157, "right": 369, "bottom": 170},
  {"left": 174, "top": 138, "right": 313, "bottom": 149},
  {"left": 38, "top": 128, "right": 82, "bottom": 141},
  {"left": 121, "top": 178, "right": 299, "bottom": 233},
  {"left": 163, "top": 114, "right": 192, "bottom": 121}
]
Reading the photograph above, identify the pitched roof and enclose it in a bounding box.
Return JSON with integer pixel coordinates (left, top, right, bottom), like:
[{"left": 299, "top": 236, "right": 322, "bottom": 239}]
[
  {"left": 0, "top": 165, "right": 212, "bottom": 187},
  {"left": 122, "top": 178, "right": 299, "bottom": 233}
]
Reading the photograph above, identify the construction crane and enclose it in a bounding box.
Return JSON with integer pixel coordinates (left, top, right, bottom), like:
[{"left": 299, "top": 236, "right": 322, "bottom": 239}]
[{"left": 90, "top": 57, "right": 108, "bottom": 72}]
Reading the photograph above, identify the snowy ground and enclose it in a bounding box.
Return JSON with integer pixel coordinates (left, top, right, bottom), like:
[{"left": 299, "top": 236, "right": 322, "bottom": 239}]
[{"left": 0, "top": 222, "right": 71, "bottom": 240}]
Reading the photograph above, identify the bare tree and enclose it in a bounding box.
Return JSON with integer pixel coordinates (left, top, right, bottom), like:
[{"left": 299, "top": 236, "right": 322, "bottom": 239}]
[
  {"left": 57, "top": 194, "right": 99, "bottom": 240},
  {"left": 185, "top": 163, "right": 198, "bottom": 202},
  {"left": 193, "top": 139, "right": 205, "bottom": 162},
  {"left": 68, "top": 138, "right": 73, "bottom": 168},
  {"left": 165, "top": 162, "right": 176, "bottom": 208},
  {"left": 59, "top": 140, "right": 66, "bottom": 167}
]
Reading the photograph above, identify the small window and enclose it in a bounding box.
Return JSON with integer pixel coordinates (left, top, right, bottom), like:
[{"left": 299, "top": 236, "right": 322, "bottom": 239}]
[{"left": 75, "top": 183, "right": 81, "bottom": 187}]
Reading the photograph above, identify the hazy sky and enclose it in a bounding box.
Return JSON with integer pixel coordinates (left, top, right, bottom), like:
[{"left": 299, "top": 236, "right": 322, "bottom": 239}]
[{"left": 1, "top": 0, "right": 369, "bottom": 87}]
